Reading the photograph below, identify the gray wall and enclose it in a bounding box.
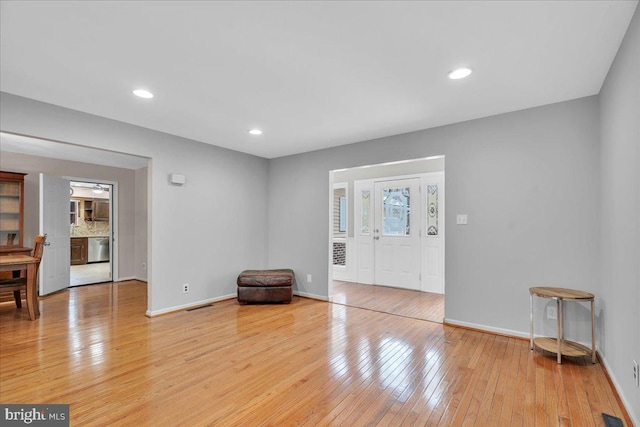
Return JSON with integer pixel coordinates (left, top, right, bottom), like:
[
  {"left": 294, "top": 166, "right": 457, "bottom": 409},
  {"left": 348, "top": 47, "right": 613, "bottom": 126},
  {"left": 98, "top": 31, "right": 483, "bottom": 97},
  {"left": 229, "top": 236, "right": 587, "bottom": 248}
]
[
  {"left": 0, "top": 93, "right": 269, "bottom": 314},
  {"left": 134, "top": 167, "right": 148, "bottom": 281},
  {"left": 269, "top": 96, "right": 601, "bottom": 343},
  {"left": 0, "top": 151, "right": 138, "bottom": 280},
  {"left": 599, "top": 5, "right": 640, "bottom": 423}
]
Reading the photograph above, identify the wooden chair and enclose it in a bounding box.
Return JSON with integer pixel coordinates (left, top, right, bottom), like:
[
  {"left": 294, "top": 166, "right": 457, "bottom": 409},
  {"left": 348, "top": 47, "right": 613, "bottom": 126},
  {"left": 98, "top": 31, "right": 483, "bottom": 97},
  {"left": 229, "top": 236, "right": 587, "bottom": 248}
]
[{"left": 0, "top": 235, "right": 46, "bottom": 308}]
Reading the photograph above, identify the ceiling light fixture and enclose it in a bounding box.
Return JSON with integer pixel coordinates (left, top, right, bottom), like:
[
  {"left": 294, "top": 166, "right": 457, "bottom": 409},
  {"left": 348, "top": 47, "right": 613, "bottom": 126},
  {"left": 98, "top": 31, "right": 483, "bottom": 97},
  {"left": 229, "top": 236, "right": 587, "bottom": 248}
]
[
  {"left": 92, "top": 184, "right": 105, "bottom": 194},
  {"left": 448, "top": 67, "right": 473, "bottom": 80},
  {"left": 133, "top": 89, "right": 154, "bottom": 98},
  {"left": 249, "top": 129, "right": 263, "bottom": 135}
]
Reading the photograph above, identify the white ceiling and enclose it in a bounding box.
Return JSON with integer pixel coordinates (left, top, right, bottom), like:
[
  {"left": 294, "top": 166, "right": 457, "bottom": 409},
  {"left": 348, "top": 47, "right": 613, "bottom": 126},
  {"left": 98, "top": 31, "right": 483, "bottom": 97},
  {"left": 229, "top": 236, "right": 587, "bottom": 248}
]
[{"left": 0, "top": 1, "right": 637, "bottom": 160}]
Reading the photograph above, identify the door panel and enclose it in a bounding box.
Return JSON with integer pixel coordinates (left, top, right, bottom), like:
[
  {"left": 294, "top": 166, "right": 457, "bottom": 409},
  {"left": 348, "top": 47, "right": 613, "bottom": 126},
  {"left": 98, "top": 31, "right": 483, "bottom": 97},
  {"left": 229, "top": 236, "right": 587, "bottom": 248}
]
[
  {"left": 39, "top": 173, "right": 70, "bottom": 296},
  {"left": 354, "top": 181, "right": 374, "bottom": 284},
  {"left": 380, "top": 243, "right": 394, "bottom": 271},
  {"left": 398, "top": 244, "right": 412, "bottom": 272},
  {"left": 422, "top": 173, "right": 445, "bottom": 294},
  {"left": 374, "top": 178, "right": 421, "bottom": 290}
]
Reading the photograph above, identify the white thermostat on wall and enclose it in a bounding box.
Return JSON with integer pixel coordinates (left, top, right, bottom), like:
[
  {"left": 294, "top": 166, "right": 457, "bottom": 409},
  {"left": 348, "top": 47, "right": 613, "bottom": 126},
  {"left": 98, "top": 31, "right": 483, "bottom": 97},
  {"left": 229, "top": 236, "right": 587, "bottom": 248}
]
[{"left": 169, "top": 173, "right": 186, "bottom": 186}]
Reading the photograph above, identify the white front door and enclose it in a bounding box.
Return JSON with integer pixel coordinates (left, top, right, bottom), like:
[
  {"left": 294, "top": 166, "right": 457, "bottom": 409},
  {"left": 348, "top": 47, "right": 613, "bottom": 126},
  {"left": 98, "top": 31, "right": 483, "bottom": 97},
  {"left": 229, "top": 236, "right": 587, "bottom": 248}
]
[
  {"left": 39, "top": 173, "right": 70, "bottom": 295},
  {"left": 374, "top": 178, "right": 421, "bottom": 290}
]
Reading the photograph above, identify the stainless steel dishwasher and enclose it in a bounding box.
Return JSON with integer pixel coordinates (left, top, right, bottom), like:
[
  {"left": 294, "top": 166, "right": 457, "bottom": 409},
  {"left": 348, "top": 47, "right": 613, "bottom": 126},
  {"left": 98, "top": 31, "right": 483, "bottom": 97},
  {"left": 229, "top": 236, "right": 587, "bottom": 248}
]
[{"left": 88, "top": 237, "right": 110, "bottom": 263}]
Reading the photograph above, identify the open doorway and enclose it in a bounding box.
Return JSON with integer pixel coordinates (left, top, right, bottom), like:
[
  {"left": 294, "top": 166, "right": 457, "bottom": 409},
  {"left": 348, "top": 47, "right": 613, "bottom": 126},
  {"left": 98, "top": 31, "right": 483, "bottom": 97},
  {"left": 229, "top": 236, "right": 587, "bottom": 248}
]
[
  {"left": 330, "top": 156, "right": 445, "bottom": 323},
  {"left": 1, "top": 131, "right": 147, "bottom": 311},
  {"left": 69, "top": 180, "right": 113, "bottom": 286}
]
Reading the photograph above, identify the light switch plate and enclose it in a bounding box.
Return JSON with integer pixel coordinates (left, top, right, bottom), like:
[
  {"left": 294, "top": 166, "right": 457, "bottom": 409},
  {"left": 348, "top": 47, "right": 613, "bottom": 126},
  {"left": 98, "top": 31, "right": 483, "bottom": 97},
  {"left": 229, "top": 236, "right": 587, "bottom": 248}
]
[{"left": 456, "top": 214, "right": 468, "bottom": 225}]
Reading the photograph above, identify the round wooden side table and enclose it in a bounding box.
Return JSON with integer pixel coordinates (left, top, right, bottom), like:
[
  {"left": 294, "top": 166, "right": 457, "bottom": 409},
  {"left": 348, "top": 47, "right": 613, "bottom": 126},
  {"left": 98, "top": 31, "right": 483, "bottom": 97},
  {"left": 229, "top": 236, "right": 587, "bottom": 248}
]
[{"left": 529, "top": 286, "right": 596, "bottom": 364}]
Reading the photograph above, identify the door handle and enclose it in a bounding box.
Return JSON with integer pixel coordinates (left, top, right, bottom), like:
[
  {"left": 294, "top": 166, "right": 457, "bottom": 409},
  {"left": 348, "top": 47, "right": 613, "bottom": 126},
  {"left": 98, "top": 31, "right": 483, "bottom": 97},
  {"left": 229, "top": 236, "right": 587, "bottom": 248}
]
[
  {"left": 374, "top": 236, "right": 380, "bottom": 240},
  {"left": 44, "top": 242, "right": 51, "bottom": 246}
]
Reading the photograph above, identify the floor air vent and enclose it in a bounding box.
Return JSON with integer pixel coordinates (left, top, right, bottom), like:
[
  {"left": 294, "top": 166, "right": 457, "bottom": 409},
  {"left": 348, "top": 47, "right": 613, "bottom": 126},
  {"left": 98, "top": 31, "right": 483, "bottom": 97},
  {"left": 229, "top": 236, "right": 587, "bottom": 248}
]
[
  {"left": 186, "top": 304, "right": 214, "bottom": 312},
  {"left": 602, "top": 413, "right": 624, "bottom": 427}
]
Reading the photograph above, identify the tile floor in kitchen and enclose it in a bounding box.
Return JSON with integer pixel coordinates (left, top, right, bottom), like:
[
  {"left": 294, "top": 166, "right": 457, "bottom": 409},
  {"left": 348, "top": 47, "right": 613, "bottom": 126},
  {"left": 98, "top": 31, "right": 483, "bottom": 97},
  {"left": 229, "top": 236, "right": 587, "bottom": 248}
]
[{"left": 70, "top": 262, "right": 111, "bottom": 286}]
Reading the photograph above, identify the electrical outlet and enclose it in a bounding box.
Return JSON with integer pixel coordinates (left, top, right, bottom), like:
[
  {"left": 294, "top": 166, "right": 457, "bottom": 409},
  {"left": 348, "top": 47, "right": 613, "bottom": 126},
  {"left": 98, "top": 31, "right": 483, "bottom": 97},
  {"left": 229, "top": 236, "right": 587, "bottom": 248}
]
[
  {"left": 546, "top": 305, "right": 557, "bottom": 320},
  {"left": 142, "top": 262, "right": 146, "bottom": 270},
  {"left": 307, "top": 274, "right": 312, "bottom": 283},
  {"left": 183, "top": 283, "right": 190, "bottom": 293},
  {"left": 633, "top": 360, "right": 639, "bottom": 387}
]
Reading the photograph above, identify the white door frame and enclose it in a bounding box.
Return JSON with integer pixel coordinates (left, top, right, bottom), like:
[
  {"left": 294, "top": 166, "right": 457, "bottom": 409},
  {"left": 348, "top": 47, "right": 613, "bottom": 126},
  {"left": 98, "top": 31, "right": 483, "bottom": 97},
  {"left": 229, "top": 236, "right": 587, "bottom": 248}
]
[{"left": 65, "top": 176, "right": 119, "bottom": 282}]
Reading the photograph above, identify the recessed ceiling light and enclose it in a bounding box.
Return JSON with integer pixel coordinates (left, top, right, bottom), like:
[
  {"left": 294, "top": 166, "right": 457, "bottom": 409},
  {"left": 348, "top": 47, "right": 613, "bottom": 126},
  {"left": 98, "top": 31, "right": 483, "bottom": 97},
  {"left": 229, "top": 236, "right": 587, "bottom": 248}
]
[
  {"left": 448, "top": 68, "right": 473, "bottom": 80},
  {"left": 249, "top": 129, "right": 263, "bottom": 135},
  {"left": 133, "top": 89, "right": 154, "bottom": 98}
]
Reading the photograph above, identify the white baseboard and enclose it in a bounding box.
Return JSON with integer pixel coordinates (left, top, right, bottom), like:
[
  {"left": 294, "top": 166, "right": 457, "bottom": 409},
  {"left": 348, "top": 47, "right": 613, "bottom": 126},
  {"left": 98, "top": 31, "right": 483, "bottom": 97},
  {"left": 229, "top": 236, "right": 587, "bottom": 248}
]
[
  {"left": 146, "top": 293, "right": 236, "bottom": 317},
  {"left": 446, "top": 318, "right": 594, "bottom": 346},
  {"left": 444, "top": 318, "right": 530, "bottom": 339},
  {"left": 332, "top": 272, "right": 354, "bottom": 282},
  {"left": 115, "top": 276, "right": 145, "bottom": 283},
  {"left": 599, "top": 352, "right": 639, "bottom": 426},
  {"left": 146, "top": 290, "right": 329, "bottom": 316},
  {"left": 294, "top": 290, "right": 330, "bottom": 301}
]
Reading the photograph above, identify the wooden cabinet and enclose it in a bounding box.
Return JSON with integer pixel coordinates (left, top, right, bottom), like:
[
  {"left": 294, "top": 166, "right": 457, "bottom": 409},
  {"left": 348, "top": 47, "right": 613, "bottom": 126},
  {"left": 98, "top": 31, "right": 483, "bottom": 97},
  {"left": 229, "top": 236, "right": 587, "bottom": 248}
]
[
  {"left": 0, "top": 171, "right": 26, "bottom": 250},
  {"left": 94, "top": 200, "right": 109, "bottom": 221},
  {"left": 70, "top": 237, "right": 88, "bottom": 265},
  {"left": 83, "top": 199, "right": 109, "bottom": 221},
  {"left": 0, "top": 171, "right": 28, "bottom": 282},
  {"left": 83, "top": 200, "right": 93, "bottom": 221}
]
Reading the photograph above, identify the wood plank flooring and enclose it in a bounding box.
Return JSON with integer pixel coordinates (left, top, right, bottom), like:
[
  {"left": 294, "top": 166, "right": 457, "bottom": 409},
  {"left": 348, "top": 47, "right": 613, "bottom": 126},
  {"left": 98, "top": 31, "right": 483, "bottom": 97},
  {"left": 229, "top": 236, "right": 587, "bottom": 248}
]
[
  {"left": 0, "top": 281, "right": 631, "bottom": 426},
  {"left": 332, "top": 280, "right": 445, "bottom": 323}
]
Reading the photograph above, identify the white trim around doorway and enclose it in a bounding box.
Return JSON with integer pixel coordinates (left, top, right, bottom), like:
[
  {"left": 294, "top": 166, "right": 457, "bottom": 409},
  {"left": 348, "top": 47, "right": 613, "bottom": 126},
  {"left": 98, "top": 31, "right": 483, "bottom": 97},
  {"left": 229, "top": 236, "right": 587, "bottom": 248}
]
[{"left": 65, "top": 176, "right": 119, "bottom": 283}]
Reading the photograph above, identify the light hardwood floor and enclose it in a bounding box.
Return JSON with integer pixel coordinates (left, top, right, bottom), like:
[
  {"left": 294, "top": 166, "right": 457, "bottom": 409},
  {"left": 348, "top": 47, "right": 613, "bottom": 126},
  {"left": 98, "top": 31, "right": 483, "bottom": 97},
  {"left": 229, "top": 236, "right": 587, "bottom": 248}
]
[
  {"left": 332, "top": 281, "right": 445, "bottom": 323},
  {"left": 0, "top": 281, "right": 631, "bottom": 426}
]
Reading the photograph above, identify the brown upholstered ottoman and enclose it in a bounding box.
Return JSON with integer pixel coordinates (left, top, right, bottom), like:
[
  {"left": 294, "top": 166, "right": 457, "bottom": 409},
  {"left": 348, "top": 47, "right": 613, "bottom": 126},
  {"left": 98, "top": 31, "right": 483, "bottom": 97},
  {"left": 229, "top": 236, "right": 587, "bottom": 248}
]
[{"left": 237, "top": 269, "right": 295, "bottom": 304}]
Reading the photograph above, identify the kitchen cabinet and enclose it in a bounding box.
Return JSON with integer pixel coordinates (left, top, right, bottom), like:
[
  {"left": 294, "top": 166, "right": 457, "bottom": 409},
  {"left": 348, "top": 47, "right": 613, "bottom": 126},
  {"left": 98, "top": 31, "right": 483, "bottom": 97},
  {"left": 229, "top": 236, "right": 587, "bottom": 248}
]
[
  {"left": 83, "top": 199, "right": 109, "bottom": 221},
  {"left": 94, "top": 200, "right": 110, "bottom": 221},
  {"left": 83, "top": 200, "right": 93, "bottom": 221},
  {"left": 70, "top": 237, "right": 88, "bottom": 265}
]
